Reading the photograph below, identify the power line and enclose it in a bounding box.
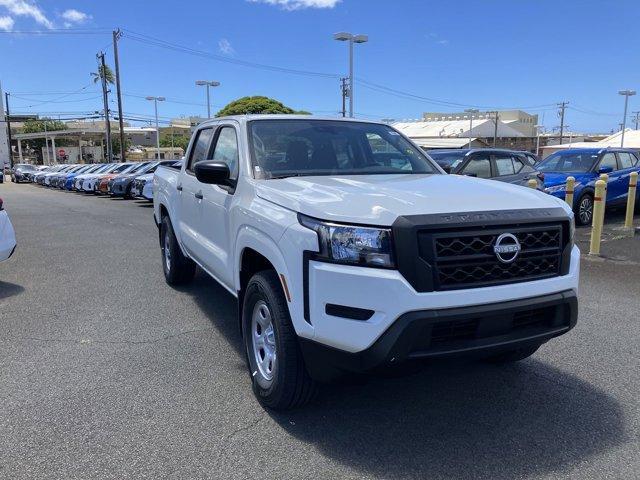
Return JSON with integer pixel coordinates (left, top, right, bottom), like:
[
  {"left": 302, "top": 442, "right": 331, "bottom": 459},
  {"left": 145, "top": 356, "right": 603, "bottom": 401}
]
[{"left": 122, "top": 29, "right": 339, "bottom": 79}]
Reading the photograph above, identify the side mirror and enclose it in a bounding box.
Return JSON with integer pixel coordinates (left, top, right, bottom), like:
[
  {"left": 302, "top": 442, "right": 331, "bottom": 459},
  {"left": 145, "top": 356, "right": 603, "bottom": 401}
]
[
  {"left": 194, "top": 161, "right": 234, "bottom": 187},
  {"left": 598, "top": 165, "right": 613, "bottom": 174}
]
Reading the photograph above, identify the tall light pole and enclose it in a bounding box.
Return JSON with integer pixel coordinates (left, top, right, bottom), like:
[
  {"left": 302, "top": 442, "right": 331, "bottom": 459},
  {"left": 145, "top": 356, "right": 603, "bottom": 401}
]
[
  {"left": 618, "top": 90, "right": 636, "bottom": 147},
  {"left": 535, "top": 124, "right": 544, "bottom": 156},
  {"left": 146, "top": 96, "right": 165, "bottom": 160},
  {"left": 464, "top": 108, "right": 479, "bottom": 148},
  {"left": 195, "top": 80, "right": 220, "bottom": 119},
  {"left": 333, "top": 32, "right": 368, "bottom": 118}
]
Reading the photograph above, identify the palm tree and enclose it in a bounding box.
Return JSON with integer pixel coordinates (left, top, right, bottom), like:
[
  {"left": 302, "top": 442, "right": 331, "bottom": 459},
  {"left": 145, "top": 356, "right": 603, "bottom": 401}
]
[{"left": 91, "top": 64, "right": 115, "bottom": 85}]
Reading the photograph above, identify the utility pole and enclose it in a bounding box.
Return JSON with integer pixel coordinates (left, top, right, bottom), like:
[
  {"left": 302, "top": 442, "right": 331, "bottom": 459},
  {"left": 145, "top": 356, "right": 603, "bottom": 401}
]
[
  {"left": 491, "top": 111, "right": 499, "bottom": 147},
  {"left": 4, "top": 92, "right": 12, "bottom": 168},
  {"left": 557, "top": 101, "right": 568, "bottom": 145},
  {"left": 97, "top": 51, "right": 113, "bottom": 162},
  {"left": 618, "top": 90, "right": 636, "bottom": 147},
  {"left": 632, "top": 111, "right": 640, "bottom": 130},
  {"left": 340, "top": 77, "right": 348, "bottom": 117},
  {"left": 113, "top": 29, "right": 126, "bottom": 161}
]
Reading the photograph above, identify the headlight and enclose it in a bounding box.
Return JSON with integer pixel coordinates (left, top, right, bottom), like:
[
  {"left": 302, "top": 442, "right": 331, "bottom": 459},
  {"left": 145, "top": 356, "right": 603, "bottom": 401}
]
[{"left": 299, "top": 214, "right": 395, "bottom": 268}]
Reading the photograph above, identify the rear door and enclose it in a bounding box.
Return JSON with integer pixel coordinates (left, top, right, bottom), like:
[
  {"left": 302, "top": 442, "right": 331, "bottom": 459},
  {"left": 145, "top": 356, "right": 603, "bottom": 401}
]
[
  {"left": 614, "top": 152, "right": 638, "bottom": 204},
  {"left": 458, "top": 151, "right": 492, "bottom": 179},
  {"left": 491, "top": 152, "right": 522, "bottom": 185},
  {"left": 179, "top": 126, "right": 216, "bottom": 260}
]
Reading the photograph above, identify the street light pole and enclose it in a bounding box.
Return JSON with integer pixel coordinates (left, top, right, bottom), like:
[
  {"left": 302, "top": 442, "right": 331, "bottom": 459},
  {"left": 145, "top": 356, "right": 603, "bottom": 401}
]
[
  {"left": 334, "top": 32, "right": 368, "bottom": 118},
  {"left": 464, "top": 108, "right": 479, "bottom": 148},
  {"left": 195, "top": 80, "right": 220, "bottom": 119},
  {"left": 146, "top": 96, "right": 165, "bottom": 160},
  {"left": 618, "top": 90, "right": 636, "bottom": 147},
  {"left": 535, "top": 124, "right": 544, "bottom": 156}
]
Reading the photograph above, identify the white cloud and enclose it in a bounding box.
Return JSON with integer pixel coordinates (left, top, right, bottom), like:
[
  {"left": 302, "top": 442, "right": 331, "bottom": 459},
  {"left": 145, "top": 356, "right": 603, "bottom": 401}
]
[
  {"left": 0, "top": 0, "right": 52, "bottom": 28},
  {"left": 60, "top": 8, "right": 91, "bottom": 24},
  {"left": 218, "top": 38, "right": 235, "bottom": 55},
  {"left": 0, "top": 15, "right": 14, "bottom": 30},
  {"left": 436, "top": 39, "right": 449, "bottom": 46},
  {"left": 248, "top": 0, "right": 341, "bottom": 10}
]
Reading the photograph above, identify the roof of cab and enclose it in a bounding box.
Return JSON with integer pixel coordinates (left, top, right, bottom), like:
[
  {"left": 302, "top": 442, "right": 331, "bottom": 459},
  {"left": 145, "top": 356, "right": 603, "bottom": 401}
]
[{"left": 196, "top": 114, "right": 383, "bottom": 128}]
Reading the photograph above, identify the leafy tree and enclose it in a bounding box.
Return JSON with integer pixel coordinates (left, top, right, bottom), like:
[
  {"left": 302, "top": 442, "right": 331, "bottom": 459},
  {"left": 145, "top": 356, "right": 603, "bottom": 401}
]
[
  {"left": 160, "top": 134, "right": 190, "bottom": 151},
  {"left": 216, "top": 96, "right": 309, "bottom": 117},
  {"left": 111, "top": 136, "right": 132, "bottom": 157},
  {"left": 91, "top": 64, "right": 115, "bottom": 85}
]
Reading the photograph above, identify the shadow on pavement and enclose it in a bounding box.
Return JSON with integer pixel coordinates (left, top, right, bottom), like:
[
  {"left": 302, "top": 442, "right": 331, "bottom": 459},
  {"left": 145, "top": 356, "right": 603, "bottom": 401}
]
[
  {"left": 0, "top": 281, "right": 25, "bottom": 300},
  {"left": 175, "top": 272, "right": 625, "bottom": 480},
  {"left": 270, "top": 359, "right": 625, "bottom": 479}
]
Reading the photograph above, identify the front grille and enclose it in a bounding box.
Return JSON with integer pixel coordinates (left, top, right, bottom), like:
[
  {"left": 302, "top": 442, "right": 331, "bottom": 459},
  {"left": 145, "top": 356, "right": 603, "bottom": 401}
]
[
  {"left": 419, "top": 224, "right": 564, "bottom": 290},
  {"left": 431, "top": 319, "right": 478, "bottom": 344}
]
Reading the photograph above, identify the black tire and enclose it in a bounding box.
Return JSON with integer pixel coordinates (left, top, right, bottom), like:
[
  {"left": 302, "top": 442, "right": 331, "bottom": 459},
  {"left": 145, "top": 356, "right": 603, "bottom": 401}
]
[
  {"left": 484, "top": 344, "right": 540, "bottom": 364},
  {"left": 243, "top": 270, "right": 317, "bottom": 410},
  {"left": 575, "top": 192, "right": 594, "bottom": 226},
  {"left": 160, "top": 215, "right": 196, "bottom": 285}
]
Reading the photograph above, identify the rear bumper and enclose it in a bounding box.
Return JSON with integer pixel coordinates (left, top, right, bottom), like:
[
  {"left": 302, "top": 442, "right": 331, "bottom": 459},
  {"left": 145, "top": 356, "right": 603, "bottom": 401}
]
[{"left": 300, "top": 290, "right": 577, "bottom": 380}]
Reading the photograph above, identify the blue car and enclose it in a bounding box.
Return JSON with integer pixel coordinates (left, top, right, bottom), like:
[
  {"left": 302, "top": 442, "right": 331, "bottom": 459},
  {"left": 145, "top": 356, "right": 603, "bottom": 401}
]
[
  {"left": 539, "top": 148, "right": 640, "bottom": 225},
  {"left": 63, "top": 164, "right": 101, "bottom": 190}
]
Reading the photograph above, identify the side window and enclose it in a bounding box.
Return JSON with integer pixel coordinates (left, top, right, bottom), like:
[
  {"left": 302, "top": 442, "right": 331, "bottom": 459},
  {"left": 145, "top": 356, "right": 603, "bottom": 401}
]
[
  {"left": 618, "top": 152, "right": 634, "bottom": 169},
  {"left": 512, "top": 157, "right": 525, "bottom": 173},
  {"left": 461, "top": 155, "right": 491, "bottom": 178},
  {"left": 494, "top": 154, "right": 516, "bottom": 176},
  {"left": 599, "top": 153, "right": 618, "bottom": 171},
  {"left": 211, "top": 127, "right": 239, "bottom": 180},
  {"left": 187, "top": 128, "right": 214, "bottom": 172}
]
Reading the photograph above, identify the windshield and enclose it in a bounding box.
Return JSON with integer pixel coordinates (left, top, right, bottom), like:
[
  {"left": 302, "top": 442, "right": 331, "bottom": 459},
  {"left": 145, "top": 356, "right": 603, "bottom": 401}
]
[
  {"left": 427, "top": 151, "right": 468, "bottom": 170},
  {"left": 538, "top": 151, "right": 599, "bottom": 173},
  {"left": 16, "top": 164, "right": 36, "bottom": 171},
  {"left": 248, "top": 120, "right": 439, "bottom": 179},
  {"left": 128, "top": 162, "right": 150, "bottom": 174}
]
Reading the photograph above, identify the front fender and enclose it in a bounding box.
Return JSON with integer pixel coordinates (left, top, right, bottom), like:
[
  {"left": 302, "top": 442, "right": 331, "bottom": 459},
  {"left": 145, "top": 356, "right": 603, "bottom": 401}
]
[{"left": 235, "top": 225, "right": 314, "bottom": 340}]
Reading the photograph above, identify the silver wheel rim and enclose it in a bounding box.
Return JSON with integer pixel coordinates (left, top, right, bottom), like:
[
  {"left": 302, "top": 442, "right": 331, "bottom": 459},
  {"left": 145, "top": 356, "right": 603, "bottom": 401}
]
[
  {"left": 251, "top": 300, "right": 276, "bottom": 383},
  {"left": 164, "top": 232, "right": 171, "bottom": 272},
  {"left": 579, "top": 197, "right": 593, "bottom": 224}
]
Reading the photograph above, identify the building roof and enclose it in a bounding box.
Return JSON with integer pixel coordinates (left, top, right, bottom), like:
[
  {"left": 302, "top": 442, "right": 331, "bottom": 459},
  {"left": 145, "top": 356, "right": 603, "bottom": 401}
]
[
  {"left": 410, "top": 137, "right": 479, "bottom": 148},
  {"left": 392, "top": 119, "right": 526, "bottom": 139},
  {"left": 541, "top": 129, "right": 640, "bottom": 151}
]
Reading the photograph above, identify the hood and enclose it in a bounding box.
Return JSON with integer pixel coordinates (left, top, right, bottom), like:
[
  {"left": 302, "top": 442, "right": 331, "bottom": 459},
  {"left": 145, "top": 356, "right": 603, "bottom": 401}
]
[
  {"left": 543, "top": 172, "right": 595, "bottom": 188},
  {"left": 135, "top": 173, "right": 153, "bottom": 181},
  {"left": 255, "top": 174, "right": 569, "bottom": 226}
]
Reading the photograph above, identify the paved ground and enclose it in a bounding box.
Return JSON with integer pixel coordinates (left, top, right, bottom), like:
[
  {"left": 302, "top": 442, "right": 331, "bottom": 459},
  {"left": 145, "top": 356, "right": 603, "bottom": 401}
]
[{"left": 0, "top": 181, "right": 638, "bottom": 480}]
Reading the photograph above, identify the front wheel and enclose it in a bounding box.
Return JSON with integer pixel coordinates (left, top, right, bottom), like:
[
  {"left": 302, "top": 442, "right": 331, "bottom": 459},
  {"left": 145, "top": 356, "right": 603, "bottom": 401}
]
[
  {"left": 160, "top": 215, "right": 196, "bottom": 285},
  {"left": 575, "top": 192, "right": 594, "bottom": 226},
  {"left": 243, "top": 270, "right": 317, "bottom": 410}
]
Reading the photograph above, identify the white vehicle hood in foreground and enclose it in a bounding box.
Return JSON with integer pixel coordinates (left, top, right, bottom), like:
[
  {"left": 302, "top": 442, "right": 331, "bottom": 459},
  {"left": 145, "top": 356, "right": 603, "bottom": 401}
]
[{"left": 255, "top": 174, "right": 568, "bottom": 226}]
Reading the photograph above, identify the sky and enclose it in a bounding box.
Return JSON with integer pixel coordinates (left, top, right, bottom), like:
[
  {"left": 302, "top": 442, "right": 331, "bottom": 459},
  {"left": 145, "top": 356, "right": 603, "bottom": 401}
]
[{"left": 1, "top": 0, "right": 640, "bottom": 133}]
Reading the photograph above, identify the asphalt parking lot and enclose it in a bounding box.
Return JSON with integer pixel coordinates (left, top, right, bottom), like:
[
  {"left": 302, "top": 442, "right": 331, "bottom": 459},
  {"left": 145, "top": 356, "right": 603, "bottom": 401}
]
[{"left": 0, "top": 182, "right": 638, "bottom": 480}]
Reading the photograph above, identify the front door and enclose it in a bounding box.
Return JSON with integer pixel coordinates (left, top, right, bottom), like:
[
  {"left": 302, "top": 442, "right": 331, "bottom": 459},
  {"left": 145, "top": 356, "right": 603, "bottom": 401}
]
[
  {"left": 179, "top": 126, "right": 215, "bottom": 260},
  {"left": 197, "top": 125, "right": 241, "bottom": 290}
]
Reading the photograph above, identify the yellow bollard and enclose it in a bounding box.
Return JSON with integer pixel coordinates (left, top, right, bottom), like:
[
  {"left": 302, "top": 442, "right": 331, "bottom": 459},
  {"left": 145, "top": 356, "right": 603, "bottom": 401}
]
[
  {"left": 565, "top": 176, "right": 575, "bottom": 207},
  {"left": 625, "top": 171, "right": 638, "bottom": 229},
  {"left": 598, "top": 173, "right": 609, "bottom": 226},
  {"left": 589, "top": 180, "right": 606, "bottom": 255},
  {"left": 527, "top": 178, "right": 538, "bottom": 189}
]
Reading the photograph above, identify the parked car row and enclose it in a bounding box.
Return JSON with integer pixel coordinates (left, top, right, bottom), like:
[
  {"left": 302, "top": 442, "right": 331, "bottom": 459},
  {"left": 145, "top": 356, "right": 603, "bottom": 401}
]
[
  {"left": 426, "top": 147, "right": 640, "bottom": 226},
  {"left": 14, "top": 160, "right": 183, "bottom": 201}
]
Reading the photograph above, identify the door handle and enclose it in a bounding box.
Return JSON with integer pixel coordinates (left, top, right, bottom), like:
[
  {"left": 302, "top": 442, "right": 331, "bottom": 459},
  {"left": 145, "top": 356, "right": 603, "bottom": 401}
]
[
  {"left": 194, "top": 191, "right": 203, "bottom": 200},
  {"left": 176, "top": 184, "right": 183, "bottom": 191}
]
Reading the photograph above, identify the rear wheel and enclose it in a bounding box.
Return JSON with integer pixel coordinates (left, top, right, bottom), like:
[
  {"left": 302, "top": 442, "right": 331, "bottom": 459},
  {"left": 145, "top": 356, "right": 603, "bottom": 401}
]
[
  {"left": 484, "top": 344, "right": 540, "bottom": 363},
  {"left": 243, "top": 270, "right": 317, "bottom": 410},
  {"left": 575, "top": 192, "right": 594, "bottom": 226},
  {"left": 160, "top": 215, "right": 196, "bottom": 285}
]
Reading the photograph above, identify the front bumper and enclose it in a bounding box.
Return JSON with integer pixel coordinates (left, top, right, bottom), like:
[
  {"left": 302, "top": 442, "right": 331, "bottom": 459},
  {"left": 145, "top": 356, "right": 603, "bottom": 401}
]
[{"left": 300, "top": 289, "right": 577, "bottom": 380}]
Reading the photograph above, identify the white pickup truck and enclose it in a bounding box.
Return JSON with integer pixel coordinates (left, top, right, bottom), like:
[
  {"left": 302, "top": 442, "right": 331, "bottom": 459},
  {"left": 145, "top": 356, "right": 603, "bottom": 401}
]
[{"left": 154, "top": 115, "right": 579, "bottom": 410}]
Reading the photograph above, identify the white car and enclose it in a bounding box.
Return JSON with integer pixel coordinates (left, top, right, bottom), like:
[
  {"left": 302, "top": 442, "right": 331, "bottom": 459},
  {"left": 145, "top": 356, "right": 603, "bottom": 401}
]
[
  {"left": 154, "top": 115, "right": 579, "bottom": 410},
  {"left": 0, "top": 197, "right": 16, "bottom": 262}
]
